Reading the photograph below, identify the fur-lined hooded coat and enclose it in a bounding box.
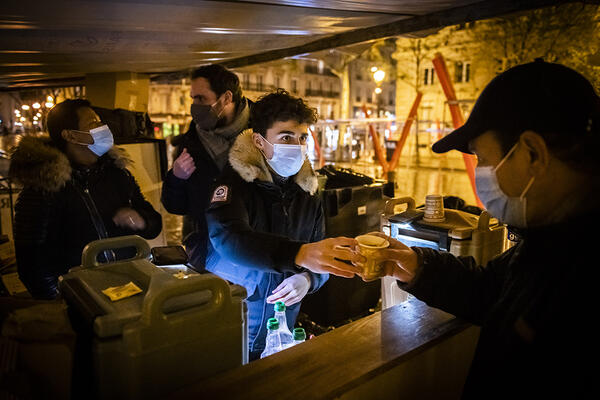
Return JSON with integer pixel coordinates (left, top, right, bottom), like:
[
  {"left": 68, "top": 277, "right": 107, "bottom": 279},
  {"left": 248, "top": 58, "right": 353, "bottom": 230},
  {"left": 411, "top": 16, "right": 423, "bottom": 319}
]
[
  {"left": 207, "top": 132, "right": 327, "bottom": 290},
  {"left": 8, "top": 136, "right": 162, "bottom": 299},
  {"left": 205, "top": 129, "right": 328, "bottom": 356}
]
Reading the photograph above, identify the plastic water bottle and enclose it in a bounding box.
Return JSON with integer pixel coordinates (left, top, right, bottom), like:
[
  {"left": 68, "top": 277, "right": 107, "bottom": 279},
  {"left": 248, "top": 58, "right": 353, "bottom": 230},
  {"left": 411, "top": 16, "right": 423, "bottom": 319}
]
[
  {"left": 260, "top": 318, "right": 283, "bottom": 359},
  {"left": 292, "top": 327, "right": 306, "bottom": 345},
  {"left": 274, "top": 301, "right": 294, "bottom": 348}
]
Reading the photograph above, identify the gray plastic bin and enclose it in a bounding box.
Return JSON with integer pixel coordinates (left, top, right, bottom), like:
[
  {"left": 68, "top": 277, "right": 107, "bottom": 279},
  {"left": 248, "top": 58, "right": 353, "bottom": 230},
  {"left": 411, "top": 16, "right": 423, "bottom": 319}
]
[{"left": 59, "top": 235, "right": 247, "bottom": 399}]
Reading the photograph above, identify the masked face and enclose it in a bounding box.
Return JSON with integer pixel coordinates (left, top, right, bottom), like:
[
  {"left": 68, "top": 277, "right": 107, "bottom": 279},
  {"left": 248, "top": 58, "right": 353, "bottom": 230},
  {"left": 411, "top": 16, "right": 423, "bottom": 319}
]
[
  {"left": 66, "top": 124, "right": 114, "bottom": 157},
  {"left": 261, "top": 136, "right": 307, "bottom": 177},
  {"left": 475, "top": 142, "right": 535, "bottom": 228},
  {"left": 191, "top": 98, "right": 223, "bottom": 131},
  {"left": 256, "top": 121, "right": 310, "bottom": 178},
  {"left": 87, "top": 125, "right": 114, "bottom": 156}
]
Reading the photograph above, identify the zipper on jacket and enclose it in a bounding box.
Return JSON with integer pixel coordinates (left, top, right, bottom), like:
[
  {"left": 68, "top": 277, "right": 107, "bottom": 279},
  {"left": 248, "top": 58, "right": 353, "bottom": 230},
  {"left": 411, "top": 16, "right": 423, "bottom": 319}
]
[{"left": 77, "top": 184, "right": 116, "bottom": 262}]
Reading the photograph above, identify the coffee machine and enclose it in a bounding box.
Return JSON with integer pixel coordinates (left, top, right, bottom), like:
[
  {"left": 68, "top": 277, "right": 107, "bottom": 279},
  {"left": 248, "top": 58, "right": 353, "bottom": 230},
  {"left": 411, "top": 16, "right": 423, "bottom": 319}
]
[{"left": 379, "top": 197, "right": 509, "bottom": 309}]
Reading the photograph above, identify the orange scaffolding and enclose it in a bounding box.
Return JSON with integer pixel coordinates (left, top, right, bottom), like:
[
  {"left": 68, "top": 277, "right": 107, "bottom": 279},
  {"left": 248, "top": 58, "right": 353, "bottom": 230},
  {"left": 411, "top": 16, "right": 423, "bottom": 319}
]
[
  {"left": 362, "top": 104, "right": 388, "bottom": 175},
  {"left": 387, "top": 91, "right": 422, "bottom": 172},
  {"left": 432, "top": 53, "right": 482, "bottom": 208},
  {"left": 308, "top": 126, "right": 324, "bottom": 168}
]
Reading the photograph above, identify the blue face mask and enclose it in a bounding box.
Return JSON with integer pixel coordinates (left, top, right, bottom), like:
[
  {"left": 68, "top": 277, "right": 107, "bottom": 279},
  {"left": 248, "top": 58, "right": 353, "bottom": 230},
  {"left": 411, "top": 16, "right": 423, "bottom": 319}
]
[
  {"left": 475, "top": 142, "right": 535, "bottom": 228},
  {"left": 87, "top": 125, "right": 114, "bottom": 156},
  {"left": 261, "top": 137, "right": 307, "bottom": 178}
]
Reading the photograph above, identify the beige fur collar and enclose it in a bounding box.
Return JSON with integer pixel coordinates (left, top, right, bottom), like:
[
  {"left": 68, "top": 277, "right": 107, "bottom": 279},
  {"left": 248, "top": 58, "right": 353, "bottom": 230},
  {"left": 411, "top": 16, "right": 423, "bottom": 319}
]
[
  {"left": 8, "top": 135, "right": 131, "bottom": 193},
  {"left": 228, "top": 129, "right": 318, "bottom": 195}
]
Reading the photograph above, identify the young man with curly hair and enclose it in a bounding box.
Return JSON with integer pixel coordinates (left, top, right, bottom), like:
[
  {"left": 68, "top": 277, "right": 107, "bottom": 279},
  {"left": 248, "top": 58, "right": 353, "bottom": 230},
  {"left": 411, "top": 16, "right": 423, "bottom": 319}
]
[{"left": 205, "top": 90, "right": 360, "bottom": 360}]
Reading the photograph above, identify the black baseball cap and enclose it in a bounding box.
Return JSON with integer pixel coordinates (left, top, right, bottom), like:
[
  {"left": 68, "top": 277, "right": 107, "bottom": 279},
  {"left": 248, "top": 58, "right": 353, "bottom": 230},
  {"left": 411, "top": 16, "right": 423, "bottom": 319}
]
[{"left": 432, "top": 59, "right": 600, "bottom": 154}]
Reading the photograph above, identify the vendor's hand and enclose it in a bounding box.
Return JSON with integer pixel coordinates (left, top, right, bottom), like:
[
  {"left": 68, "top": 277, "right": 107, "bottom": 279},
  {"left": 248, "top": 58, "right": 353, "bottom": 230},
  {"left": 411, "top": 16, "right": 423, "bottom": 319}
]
[
  {"left": 266, "top": 272, "right": 311, "bottom": 306},
  {"left": 295, "top": 237, "right": 362, "bottom": 278},
  {"left": 113, "top": 208, "right": 146, "bottom": 231},
  {"left": 355, "top": 232, "right": 418, "bottom": 283},
  {"left": 173, "top": 148, "right": 196, "bottom": 180}
]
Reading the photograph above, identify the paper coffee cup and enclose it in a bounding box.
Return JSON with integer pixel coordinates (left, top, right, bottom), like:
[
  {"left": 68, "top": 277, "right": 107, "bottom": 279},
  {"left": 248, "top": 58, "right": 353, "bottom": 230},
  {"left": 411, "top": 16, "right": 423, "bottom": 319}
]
[
  {"left": 423, "top": 194, "right": 445, "bottom": 222},
  {"left": 355, "top": 234, "right": 390, "bottom": 281}
]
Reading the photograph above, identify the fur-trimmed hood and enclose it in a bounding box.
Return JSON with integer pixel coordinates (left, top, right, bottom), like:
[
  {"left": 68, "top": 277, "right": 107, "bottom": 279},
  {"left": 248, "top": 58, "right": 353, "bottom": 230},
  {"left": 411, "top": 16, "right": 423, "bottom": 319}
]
[
  {"left": 8, "top": 135, "right": 131, "bottom": 193},
  {"left": 228, "top": 129, "right": 318, "bottom": 195}
]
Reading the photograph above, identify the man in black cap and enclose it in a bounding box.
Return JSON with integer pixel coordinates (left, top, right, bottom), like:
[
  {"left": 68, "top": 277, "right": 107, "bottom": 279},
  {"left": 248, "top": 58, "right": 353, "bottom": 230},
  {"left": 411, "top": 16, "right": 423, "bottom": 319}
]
[{"left": 350, "top": 60, "right": 600, "bottom": 398}]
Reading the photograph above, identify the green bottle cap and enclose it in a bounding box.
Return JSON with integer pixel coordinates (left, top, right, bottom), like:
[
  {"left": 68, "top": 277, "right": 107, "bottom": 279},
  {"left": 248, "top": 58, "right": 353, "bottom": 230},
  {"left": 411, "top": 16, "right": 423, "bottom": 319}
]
[
  {"left": 274, "top": 301, "right": 286, "bottom": 312},
  {"left": 267, "top": 317, "right": 279, "bottom": 330},
  {"left": 293, "top": 327, "right": 306, "bottom": 341}
]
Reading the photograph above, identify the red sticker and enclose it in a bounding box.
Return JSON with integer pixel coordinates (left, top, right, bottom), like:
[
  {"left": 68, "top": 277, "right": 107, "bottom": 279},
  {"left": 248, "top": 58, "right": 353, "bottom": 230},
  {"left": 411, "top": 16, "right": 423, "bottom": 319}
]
[{"left": 211, "top": 185, "right": 229, "bottom": 203}]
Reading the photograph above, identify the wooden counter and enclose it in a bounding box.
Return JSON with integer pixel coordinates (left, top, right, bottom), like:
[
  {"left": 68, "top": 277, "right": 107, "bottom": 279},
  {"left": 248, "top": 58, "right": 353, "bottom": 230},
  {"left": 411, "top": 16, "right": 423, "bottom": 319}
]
[{"left": 170, "top": 298, "right": 479, "bottom": 400}]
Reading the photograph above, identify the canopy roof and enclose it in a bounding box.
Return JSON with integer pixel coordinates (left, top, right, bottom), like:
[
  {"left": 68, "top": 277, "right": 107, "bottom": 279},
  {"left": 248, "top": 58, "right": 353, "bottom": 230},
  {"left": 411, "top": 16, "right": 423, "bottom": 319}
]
[{"left": 0, "top": 0, "right": 572, "bottom": 90}]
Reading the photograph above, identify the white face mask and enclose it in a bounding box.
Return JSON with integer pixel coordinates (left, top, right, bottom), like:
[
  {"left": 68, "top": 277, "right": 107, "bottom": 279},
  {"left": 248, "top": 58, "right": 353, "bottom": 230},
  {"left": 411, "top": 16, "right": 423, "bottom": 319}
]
[
  {"left": 475, "top": 142, "right": 535, "bottom": 228},
  {"left": 88, "top": 125, "right": 114, "bottom": 156},
  {"left": 261, "top": 137, "right": 307, "bottom": 177}
]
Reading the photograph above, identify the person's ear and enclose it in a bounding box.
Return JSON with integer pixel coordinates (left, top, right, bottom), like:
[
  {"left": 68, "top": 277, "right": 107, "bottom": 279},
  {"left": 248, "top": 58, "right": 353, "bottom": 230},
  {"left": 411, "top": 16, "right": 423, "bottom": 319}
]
[
  {"left": 222, "top": 90, "right": 233, "bottom": 106},
  {"left": 519, "top": 130, "right": 549, "bottom": 176},
  {"left": 252, "top": 132, "right": 265, "bottom": 151}
]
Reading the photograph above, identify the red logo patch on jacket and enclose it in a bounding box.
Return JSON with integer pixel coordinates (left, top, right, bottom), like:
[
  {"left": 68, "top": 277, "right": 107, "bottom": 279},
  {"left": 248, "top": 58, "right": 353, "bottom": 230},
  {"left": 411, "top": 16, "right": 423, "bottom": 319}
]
[{"left": 211, "top": 185, "right": 229, "bottom": 203}]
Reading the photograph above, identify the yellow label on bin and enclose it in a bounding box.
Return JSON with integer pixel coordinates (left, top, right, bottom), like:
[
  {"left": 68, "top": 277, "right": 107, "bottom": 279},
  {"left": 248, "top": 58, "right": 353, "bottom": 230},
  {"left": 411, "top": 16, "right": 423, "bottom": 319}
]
[{"left": 102, "top": 281, "right": 142, "bottom": 301}]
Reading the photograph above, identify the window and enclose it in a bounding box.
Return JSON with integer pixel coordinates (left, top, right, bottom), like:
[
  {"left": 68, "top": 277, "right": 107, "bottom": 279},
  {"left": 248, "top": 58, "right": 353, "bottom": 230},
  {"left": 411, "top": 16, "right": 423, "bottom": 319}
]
[
  {"left": 291, "top": 79, "right": 297, "bottom": 93},
  {"left": 275, "top": 76, "right": 281, "bottom": 89},
  {"left": 356, "top": 88, "right": 361, "bottom": 102},
  {"left": 257, "top": 75, "right": 264, "bottom": 91},
  {"left": 424, "top": 68, "right": 435, "bottom": 85},
  {"left": 455, "top": 62, "right": 471, "bottom": 83},
  {"left": 242, "top": 73, "right": 250, "bottom": 89}
]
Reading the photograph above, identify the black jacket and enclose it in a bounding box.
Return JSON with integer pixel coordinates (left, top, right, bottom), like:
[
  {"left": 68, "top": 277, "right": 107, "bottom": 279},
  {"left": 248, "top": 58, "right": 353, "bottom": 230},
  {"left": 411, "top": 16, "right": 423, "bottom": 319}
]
[
  {"left": 403, "top": 215, "right": 596, "bottom": 399},
  {"left": 205, "top": 130, "right": 328, "bottom": 297},
  {"left": 9, "top": 136, "right": 162, "bottom": 299},
  {"left": 161, "top": 100, "right": 251, "bottom": 268},
  {"left": 161, "top": 125, "right": 220, "bottom": 267}
]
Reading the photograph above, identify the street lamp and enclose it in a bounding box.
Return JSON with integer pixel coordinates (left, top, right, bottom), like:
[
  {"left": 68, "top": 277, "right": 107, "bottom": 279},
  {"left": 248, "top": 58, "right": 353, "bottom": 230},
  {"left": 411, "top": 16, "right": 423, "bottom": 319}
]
[
  {"left": 373, "top": 69, "right": 385, "bottom": 84},
  {"left": 372, "top": 68, "right": 386, "bottom": 117}
]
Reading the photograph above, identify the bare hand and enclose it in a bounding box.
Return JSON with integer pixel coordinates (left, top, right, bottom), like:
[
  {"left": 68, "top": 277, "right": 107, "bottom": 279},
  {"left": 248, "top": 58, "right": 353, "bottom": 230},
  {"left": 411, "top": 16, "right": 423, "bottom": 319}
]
[
  {"left": 356, "top": 232, "right": 418, "bottom": 283},
  {"left": 113, "top": 208, "right": 146, "bottom": 231},
  {"left": 173, "top": 148, "right": 196, "bottom": 180},
  {"left": 295, "top": 237, "right": 362, "bottom": 278}
]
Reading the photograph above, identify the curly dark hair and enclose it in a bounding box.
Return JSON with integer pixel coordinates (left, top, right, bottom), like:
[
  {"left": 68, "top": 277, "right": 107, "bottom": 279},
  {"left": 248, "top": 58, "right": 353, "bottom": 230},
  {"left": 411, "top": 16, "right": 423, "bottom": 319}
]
[{"left": 251, "top": 89, "right": 318, "bottom": 136}]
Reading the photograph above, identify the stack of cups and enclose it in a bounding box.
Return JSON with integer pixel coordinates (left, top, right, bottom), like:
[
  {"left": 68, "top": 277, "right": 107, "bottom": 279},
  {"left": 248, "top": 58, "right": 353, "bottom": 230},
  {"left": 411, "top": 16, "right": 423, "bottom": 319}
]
[{"left": 423, "top": 194, "right": 445, "bottom": 223}]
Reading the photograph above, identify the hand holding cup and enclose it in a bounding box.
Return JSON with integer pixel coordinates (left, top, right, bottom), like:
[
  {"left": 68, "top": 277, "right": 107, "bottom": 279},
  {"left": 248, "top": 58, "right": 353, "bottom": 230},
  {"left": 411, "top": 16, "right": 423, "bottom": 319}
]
[{"left": 353, "top": 232, "right": 418, "bottom": 283}]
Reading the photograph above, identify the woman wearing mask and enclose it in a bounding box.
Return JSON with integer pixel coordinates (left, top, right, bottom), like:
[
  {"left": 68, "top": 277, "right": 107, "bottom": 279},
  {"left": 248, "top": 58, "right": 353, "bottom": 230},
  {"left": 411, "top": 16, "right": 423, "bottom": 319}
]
[
  {"left": 9, "top": 99, "right": 162, "bottom": 299},
  {"left": 205, "top": 90, "right": 360, "bottom": 360}
]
